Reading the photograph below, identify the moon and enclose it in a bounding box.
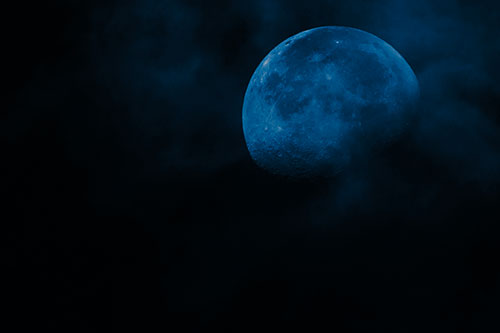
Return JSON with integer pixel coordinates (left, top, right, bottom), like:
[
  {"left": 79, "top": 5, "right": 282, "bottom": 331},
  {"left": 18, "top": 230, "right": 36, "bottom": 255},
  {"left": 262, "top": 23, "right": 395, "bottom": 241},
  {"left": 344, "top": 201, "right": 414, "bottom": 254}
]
[{"left": 242, "top": 26, "right": 419, "bottom": 177}]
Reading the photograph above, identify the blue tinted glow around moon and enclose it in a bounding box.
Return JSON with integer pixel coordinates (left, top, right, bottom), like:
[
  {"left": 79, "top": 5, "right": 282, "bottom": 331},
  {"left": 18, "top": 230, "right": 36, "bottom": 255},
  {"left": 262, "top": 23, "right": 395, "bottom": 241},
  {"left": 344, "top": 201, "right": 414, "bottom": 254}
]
[{"left": 242, "top": 26, "right": 420, "bottom": 177}]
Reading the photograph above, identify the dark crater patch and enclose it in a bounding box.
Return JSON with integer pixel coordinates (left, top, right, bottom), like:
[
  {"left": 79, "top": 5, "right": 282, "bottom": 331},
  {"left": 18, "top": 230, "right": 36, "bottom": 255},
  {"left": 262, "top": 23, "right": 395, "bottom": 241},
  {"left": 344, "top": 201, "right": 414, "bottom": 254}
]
[
  {"left": 262, "top": 71, "right": 284, "bottom": 103},
  {"left": 275, "top": 91, "right": 312, "bottom": 120}
]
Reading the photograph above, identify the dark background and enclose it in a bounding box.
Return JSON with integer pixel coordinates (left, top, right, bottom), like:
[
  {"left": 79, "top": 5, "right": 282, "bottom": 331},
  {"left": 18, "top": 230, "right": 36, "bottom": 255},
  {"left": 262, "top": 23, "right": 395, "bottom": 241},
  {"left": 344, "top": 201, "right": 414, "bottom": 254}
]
[{"left": 4, "top": 0, "right": 500, "bottom": 331}]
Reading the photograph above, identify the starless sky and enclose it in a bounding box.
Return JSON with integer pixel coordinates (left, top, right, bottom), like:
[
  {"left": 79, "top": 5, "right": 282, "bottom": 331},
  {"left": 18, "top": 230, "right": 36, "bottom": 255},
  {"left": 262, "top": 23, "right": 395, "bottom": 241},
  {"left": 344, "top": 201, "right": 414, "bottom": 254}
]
[{"left": 4, "top": 0, "right": 500, "bottom": 332}]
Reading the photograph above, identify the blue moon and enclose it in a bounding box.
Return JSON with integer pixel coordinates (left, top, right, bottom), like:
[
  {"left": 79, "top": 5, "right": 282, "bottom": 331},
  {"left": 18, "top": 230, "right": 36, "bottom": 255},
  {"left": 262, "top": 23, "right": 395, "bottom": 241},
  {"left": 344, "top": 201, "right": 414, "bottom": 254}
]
[{"left": 242, "top": 26, "right": 419, "bottom": 177}]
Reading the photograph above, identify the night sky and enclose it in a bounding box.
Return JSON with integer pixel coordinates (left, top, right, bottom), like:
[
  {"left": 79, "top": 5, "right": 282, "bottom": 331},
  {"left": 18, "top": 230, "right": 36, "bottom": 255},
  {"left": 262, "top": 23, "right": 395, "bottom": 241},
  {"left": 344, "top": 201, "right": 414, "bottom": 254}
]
[{"left": 5, "top": 0, "right": 500, "bottom": 332}]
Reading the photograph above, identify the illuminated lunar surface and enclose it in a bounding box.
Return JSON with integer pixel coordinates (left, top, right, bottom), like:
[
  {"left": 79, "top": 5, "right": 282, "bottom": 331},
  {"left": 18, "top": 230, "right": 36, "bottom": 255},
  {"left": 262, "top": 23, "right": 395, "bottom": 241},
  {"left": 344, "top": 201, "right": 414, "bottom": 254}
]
[{"left": 242, "top": 26, "right": 419, "bottom": 177}]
